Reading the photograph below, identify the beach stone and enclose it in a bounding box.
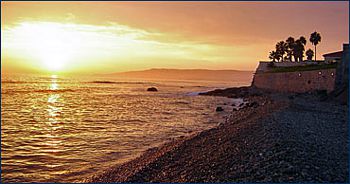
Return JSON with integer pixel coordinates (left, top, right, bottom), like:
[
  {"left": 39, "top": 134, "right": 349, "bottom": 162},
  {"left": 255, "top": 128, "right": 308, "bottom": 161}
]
[
  {"left": 216, "top": 107, "right": 224, "bottom": 112},
  {"left": 87, "top": 91, "right": 348, "bottom": 183},
  {"left": 248, "top": 101, "right": 259, "bottom": 108},
  {"left": 147, "top": 87, "right": 158, "bottom": 92}
]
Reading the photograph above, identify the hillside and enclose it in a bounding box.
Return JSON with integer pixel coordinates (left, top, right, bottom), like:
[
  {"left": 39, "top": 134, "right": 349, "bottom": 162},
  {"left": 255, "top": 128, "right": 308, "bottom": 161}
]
[{"left": 106, "top": 68, "right": 254, "bottom": 82}]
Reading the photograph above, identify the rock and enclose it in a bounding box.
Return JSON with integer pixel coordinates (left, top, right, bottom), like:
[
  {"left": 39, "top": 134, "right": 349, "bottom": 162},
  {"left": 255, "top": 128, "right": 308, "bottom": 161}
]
[
  {"left": 216, "top": 107, "right": 224, "bottom": 112},
  {"left": 147, "top": 87, "right": 158, "bottom": 92},
  {"left": 248, "top": 101, "right": 259, "bottom": 108},
  {"left": 229, "top": 94, "right": 238, "bottom": 98}
]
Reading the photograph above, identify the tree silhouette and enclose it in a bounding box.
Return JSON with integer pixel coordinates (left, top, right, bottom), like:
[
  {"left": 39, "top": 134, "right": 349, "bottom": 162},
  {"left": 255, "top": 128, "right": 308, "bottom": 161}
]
[
  {"left": 296, "top": 36, "right": 307, "bottom": 62},
  {"left": 306, "top": 49, "right": 314, "bottom": 61},
  {"left": 299, "top": 36, "right": 307, "bottom": 45},
  {"left": 269, "top": 50, "right": 281, "bottom": 62},
  {"left": 276, "top": 41, "right": 288, "bottom": 62},
  {"left": 288, "top": 36, "right": 307, "bottom": 62},
  {"left": 286, "top": 37, "right": 295, "bottom": 61},
  {"left": 310, "top": 31, "right": 321, "bottom": 61},
  {"left": 293, "top": 40, "right": 301, "bottom": 62},
  {"left": 269, "top": 33, "right": 321, "bottom": 63}
]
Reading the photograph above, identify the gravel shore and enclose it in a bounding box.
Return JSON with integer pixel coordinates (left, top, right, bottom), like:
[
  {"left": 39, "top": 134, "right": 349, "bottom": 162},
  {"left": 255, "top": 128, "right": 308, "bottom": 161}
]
[{"left": 87, "top": 89, "right": 348, "bottom": 182}]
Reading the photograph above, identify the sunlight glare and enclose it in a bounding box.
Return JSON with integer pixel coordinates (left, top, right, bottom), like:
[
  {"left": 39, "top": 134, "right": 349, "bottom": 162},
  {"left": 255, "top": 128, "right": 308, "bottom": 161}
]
[
  {"left": 50, "top": 76, "right": 59, "bottom": 90},
  {"left": 11, "top": 22, "right": 79, "bottom": 71}
]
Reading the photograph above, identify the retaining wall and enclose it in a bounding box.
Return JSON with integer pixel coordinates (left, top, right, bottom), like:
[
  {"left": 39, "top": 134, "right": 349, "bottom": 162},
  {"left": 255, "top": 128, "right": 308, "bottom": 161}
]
[{"left": 252, "top": 69, "right": 336, "bottom": 93}]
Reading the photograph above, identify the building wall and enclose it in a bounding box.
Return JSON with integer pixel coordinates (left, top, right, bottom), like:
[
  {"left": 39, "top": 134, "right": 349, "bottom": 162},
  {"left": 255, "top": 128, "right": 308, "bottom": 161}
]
[
  {"left": 335, "top": 44, "right": 349, "bottom": 89},
  {"left": 325, "top": 57, "right": 341, "bottom": 63},
  {"left": 252, "top": 68, "right": 336, "bottom": 93}
]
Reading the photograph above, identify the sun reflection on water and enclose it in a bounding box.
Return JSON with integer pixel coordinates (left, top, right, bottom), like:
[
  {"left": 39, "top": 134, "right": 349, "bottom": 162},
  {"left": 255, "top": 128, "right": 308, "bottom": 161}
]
[
  {"left": 48, "top": 75, "right": 62, "bottom": 120},
  {"left": 47, "top": 94, "right": 61, "bottom": 119},
  {"left": 49, "top": 74, "right": 59, "bottom": 90},
  {"left": 2, "top": 74, "right": 238, "bottom": 182},
  {"left": 44, "top": 76, "right": 65, "bottom": 159},
  {"left": 50, "top": 81, "right": 59, "bottom": 90}
]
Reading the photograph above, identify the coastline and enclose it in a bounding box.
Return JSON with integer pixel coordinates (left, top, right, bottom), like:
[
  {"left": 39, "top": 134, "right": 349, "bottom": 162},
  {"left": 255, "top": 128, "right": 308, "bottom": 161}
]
[{"left": 86, "top": 87, "right": 348, "bottom": 182}]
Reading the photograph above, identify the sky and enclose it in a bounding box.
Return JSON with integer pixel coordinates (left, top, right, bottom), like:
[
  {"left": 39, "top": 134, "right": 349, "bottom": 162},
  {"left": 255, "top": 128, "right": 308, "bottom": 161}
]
[{"left": 1, "top": 1, "right": 349, "bottom": 74}]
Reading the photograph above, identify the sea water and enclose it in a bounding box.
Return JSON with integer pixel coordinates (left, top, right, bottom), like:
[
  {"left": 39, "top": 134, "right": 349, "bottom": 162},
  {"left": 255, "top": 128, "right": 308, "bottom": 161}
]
[{"left": 1, "top": 74, "right": 249, "bottom": 182}]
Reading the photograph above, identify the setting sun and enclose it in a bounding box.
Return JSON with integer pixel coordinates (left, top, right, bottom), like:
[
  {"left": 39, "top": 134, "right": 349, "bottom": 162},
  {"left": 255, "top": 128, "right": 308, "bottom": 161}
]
[
  {"left": 1, "top": 2, "right": 349, "bottom": 183},
  {"left": 1, "top": 1, "right": 349, "bottom": 74},
  {"left": 6, "top": 22, "right": 80, "bottom": 71},
  {"left": 3, "top": 20, "right": 244, "bottom": 73}
]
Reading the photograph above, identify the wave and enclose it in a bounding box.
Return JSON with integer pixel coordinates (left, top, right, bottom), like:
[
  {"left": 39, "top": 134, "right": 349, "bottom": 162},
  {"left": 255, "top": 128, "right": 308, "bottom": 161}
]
[
  {"left": 91, "top": 81, "right": 118, "bottom": 84},
  {"left": 173, "top": 101, "right": 190, "bottom": 105},
  {"left": 89, "top": 81, "right": 153, "bottom": 85},
  {"left": 2, "top": 80, "right": 30, "bottom": 84},
  {"left": 186, "top": 92, "right": 201, "bottom": 96},
  {"left": 2, "top": 80, "right": 67, "bottom": 84},
  {"left": 2, "top": 89, "right": 75, "bottom": 95},
  {"left": 33, "top": 89, "right": 75, "bottom": 93}
]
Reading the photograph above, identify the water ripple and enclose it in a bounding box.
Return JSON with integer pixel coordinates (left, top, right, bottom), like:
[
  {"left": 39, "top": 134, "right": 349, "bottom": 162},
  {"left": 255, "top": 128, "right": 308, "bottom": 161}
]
[{"left": 1, "top": 75, "right": 235, "bottom": 182}]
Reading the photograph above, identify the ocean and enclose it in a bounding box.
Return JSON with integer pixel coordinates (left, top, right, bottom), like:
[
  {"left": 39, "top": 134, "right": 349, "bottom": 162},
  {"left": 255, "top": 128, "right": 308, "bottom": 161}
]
[{"left": 1, "top": 74, "right": 250, "bottom": 182}]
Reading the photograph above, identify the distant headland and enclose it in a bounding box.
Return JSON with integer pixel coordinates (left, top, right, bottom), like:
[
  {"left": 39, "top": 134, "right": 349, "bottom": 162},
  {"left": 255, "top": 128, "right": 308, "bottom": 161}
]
[{"left": 102, "top": 68, "right": 254, "bottom": 82}]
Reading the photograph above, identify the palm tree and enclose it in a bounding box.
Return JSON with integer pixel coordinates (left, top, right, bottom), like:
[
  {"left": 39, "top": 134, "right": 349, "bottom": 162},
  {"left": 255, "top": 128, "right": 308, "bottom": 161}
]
[
  {"left": 299, "top": 36, "right": 307, "bottom": 45},
  {"left": 297, "top": 36, "right": 307, "bottom": 61},
  {"left": 269, "top": 51, "right": 276, "bottom": 62},
  {"left": 310, "top": 31, "right": 321, "bottom": 61},
  {"left": 306, "top": 49, "right": 314, "bottom": 61},
  {"left": 293, "top": 40, "right": 301, "bottom": 62},
  {"left": 275, "top": 53, "right": 281, "bottom": 62},
  {"left": 291, "top": 36, "right": 307, "bottom": 62},
  {"left": 269, "top": 51, "right": 281, "bottom": 62},
  {"left": 286, "top": 37, "right": 295, "bottom": 61},
  {"left": 276, "top": 41, "right": 288, "bottom": 62}
]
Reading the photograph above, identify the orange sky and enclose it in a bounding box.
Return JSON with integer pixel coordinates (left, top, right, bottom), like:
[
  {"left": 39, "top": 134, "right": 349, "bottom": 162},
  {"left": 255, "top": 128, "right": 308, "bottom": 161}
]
[{"left": 1, "top": 1, "right": 349, "bottom": 74}]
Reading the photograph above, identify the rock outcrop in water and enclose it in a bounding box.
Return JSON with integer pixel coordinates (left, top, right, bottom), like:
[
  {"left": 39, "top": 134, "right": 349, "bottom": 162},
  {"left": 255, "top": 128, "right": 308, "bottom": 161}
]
[
  {"left": 199, "top": 86, "right": 264, "bottom": 98},
  {"left": 147, "top": 87, "right": 158, "bottom": 92}
]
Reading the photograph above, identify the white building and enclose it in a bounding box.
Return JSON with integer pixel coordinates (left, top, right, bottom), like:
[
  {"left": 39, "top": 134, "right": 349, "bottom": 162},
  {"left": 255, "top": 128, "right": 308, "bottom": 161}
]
[{"left": 323, "top": 51, "right": 343, "bottom": 63}]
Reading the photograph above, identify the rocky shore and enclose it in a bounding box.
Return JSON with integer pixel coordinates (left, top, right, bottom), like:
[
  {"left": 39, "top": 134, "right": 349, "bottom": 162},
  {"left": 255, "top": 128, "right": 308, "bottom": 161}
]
[{"left": 86, "top": 87, "right": 348, "bottom": 183}]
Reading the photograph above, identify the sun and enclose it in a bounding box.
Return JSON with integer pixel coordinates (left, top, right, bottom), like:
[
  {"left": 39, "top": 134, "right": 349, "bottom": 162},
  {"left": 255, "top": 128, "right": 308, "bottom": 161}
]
[
  {"left": 36, "top": 36, "right": 70, "bottom": 71},
  {"left": 42, "top": 55, "right": 67, "bottom": 71},
  {"left": 10, "top": 22, "right": 78, "bottom": 71},
  {"left": 38, "top": 33, "right": 69, "bottom": 71}
]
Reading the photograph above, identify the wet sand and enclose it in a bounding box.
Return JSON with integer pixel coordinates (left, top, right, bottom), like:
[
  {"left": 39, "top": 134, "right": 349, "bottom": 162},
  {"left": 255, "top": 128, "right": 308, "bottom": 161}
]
[{"left": 86, "top": 89, "right": 348, "bottom": 182}]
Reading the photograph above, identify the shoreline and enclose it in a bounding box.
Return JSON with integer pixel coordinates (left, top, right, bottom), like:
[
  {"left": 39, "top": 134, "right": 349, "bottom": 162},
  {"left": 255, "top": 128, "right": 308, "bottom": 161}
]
[{"left": 86, "top": 87, "right": 348, "bottom": 182}]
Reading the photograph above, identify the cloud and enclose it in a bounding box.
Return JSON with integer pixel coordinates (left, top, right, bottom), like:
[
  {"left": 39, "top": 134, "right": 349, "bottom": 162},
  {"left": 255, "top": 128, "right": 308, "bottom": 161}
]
[
  {"left": 65, "top": 13, "right": 76, "bottom": 22},
  {"left": 2, "top": 20, "right": 252, "bottom": 72}
]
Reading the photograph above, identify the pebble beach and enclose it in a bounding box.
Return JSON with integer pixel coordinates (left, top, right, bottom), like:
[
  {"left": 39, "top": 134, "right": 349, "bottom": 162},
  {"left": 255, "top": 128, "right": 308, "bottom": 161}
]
[{"left": 87, "top": 88, "right": 348, "bottom": 182}]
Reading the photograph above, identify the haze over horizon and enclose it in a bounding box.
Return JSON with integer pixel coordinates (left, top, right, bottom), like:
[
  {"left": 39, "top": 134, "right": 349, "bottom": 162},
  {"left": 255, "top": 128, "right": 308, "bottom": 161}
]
[{"left": 1, "top": 1, "right": 349, "bottom": 74}]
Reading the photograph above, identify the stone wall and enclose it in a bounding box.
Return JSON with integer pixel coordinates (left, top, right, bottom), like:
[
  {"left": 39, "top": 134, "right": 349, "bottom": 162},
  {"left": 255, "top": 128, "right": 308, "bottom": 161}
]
[{"left": 252, "top": 69, "right": 336, "bottom": 93}]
